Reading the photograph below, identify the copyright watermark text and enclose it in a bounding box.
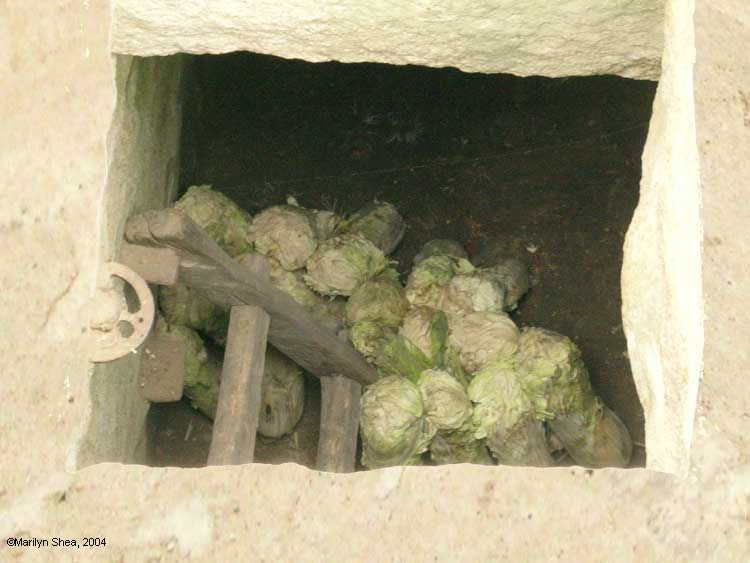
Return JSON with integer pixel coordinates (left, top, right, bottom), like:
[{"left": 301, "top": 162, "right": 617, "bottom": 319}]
[{"left": 6, "top": 536, "right": 106, "bottom": 548}]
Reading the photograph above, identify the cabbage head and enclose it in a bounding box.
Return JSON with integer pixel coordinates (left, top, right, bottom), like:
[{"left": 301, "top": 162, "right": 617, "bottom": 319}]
[
  {"left": 399, "top": 306, "right": 447, "bottom": 363},
  {"left": 468, "top": 361, "right": 553, "bottom": 466},
  {"left": 360, "top": 375, "right": 435, "bottom": 468},
  {"left": 158, "top": 284, "right": 229, "bottom": 346},
  {"left": 155, "top": 317, "right": 221, "bottom": 419},
  {"left": 488, "top": 417, "right": 555, "bottom": 467},
  {"left": 514, "top": 327, "right": 594, "bottom": 419},
  {"left": 448, "top": 311, "right": 520, "bottom": 374},
  {"left": 548, "top": 396, "right": 633, "bottom": 468},
  {"left": 348, "top": 321, "right": 396, "bottom": 365},
  {"left": 398, "top": 309, "right": 464, "bottom": 386},
  {"left": 346, "top": 274, "right": 409, "bottom": 327},
  {"left": 405, "top": 254, "right": 474, "bottom": 309},
  {"left": 258, "top": 346, "right": 305, "bottom": 438},
  {"left": 416, "top": 369, "right": 473, "bottom": 432},
  {"left": 487, "top": 258, "right": 530, "bottom": 311},
  {"left": 429, "top": 422, "right": 494, "bottom": 465},
  {"left": 173, "top": 185, "right": 253, "bottom": 257},
  {"left": 440, "top": 270, "right": 507, "bottom": 316},
  {"left": 442, "top": 343, "right": 471, "bottom": 390},
  {"left": 339, "top": 201, "right": 405, "bottom": 255},
  {"left": 414, "top": 239, "right": 468, "bottom": 265},
  {"left": 304, "top": 234, "right": 388, "bottom": 296},
  {"left": 249, "top": 204, "right": 320, "bottom": 271},
  {"left": 469, "top": 361, "right": 531, "bottom": 442},
  {"left": 375, "top": 333, "right": 433, "bottom": 381}
]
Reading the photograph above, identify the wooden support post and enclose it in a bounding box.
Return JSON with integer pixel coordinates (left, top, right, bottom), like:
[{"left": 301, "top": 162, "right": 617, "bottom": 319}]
[
  {"left": 207, "top": 305, "right": 270, "bottom": 466},
  {"left": 138, "top": 332, "right": 186, "bottom": 402},
  {"left": 316, "top": 376, "right": 362, "bottom": 473}
]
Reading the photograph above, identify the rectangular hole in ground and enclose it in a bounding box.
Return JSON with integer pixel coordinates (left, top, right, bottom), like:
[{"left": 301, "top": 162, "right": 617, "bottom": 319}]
[{"left": 146, "top": 52, "right": 656, "bottom": 469}]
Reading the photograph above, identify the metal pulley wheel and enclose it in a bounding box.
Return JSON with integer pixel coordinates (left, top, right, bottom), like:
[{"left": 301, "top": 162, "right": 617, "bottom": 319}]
[{"left": 90, "top": 261, "right": 155, "bottom": 363}]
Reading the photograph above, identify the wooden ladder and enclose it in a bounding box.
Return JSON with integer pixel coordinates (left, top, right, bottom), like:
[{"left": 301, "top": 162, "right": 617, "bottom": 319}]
[{"left": 122, "top": 209, "right": 378, "bottom": 472}]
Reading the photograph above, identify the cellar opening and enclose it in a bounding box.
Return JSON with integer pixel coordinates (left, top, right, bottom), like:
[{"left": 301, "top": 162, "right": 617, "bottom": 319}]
[{"left": 140, "top": 52, "right": 655, "bottom": 469}]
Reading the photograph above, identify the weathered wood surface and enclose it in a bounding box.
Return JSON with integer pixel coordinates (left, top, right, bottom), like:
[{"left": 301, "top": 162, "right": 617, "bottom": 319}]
[
  {"left": 138, "top": 332, "right": 185, "bottom": 402},
  {"left": 124, "top": 209, "right": 378, "bottom": 386},
  {"left": 317, "top": 376, "right": 362, "bottom": 473},
  {"left": 119, "top": 242, "right": 179, "bottom": 285},
  {"left": 207, "top": 304, "right": 270, "bottom": 466}
]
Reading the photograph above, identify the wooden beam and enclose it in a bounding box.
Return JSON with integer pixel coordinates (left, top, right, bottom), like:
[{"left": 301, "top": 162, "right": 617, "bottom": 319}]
[
  {"left": 124, "top": 209, "right": 378, "bottom": 386},
  {"left": 124, "top": 208, "right": 239, "bottom": 270},
  {"left": 119, "top": 242, "right": 179, "bottom": 285},
  {"left": 207, "top": 304, "right": 270, "bottom": 465},
  {"left": 316, "top": 376, "right": 362, "bottom": 473}
]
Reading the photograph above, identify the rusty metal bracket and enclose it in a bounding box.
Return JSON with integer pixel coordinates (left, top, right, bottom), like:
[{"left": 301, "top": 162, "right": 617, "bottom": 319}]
[{"left": 90, "top": 262, "right": 155, "bottom": 363}]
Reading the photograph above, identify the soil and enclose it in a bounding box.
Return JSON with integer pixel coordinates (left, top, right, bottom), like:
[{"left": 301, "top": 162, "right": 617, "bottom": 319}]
[{"left": 149, "top": 52, "right": 656, "bottom": 469}]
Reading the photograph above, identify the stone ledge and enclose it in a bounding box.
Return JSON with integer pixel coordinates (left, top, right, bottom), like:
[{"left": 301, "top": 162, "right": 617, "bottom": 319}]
[
  {"left": 112, "top": 0, "right": 664, "bottom": 80},
  {"left": 1, "top": 462, "right": 747, "bottom": 561}
]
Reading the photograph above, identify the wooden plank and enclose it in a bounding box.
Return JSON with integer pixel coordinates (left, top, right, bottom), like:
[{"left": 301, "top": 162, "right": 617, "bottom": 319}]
[
  {"left": 124, "top": 208, "right": 237, "bottom": 269},
  {"left": 124, "top": 210, "right": 379, "bottom": 386},
  {"left": 207, "top": 304, "right": 270, "bottom": 465},
  {"left": 180, "top": 260, "right": 376, "bottom": 385},
  {"left": 120, "top": 242, "right": 179, "bottom": 285},
  {"left": 138, "top": 332, "right": 186, "bottom": 402},
  {"left": 316, "top": 376, "right": 362, "bottom": 473}
]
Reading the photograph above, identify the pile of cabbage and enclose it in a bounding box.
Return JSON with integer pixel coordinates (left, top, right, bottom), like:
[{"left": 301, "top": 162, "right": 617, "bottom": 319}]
[
  {"left": 355, "top": 236, "right": 632, "bottom": 470},
  {"left": 160, "top": 184, "right": 632, "bottom": 469},
  {"left": 157, "top": 185, "right": 406, "bottom": 441}
]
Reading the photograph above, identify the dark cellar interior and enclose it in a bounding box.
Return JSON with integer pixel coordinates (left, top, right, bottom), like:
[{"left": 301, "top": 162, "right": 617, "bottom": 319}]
[{"left": 146, "top": 52, "right": 656, "bottom": 469}]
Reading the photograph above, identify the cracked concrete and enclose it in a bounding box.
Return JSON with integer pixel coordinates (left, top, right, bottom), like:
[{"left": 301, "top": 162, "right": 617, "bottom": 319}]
[{"left": 41, "top": 272, "right": 80, "bottom": 330}]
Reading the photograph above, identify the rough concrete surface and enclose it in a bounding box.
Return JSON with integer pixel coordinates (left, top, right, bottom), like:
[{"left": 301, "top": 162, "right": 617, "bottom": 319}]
[
  {"left": 621, "top": 0, "right": 703, "bottom": 475},
  {"left": 78, "top": 54, "right": 187, "bottom": 468},
  {"left": 1, "top": 0, "right": 749, "bottom": 561},
  {"left": 112, "top": 0, "right": 665, "bottom": 80},
  {"left": 0, "top": 0, "right": 114, "bottom": 495},
  {"left": 690, "top": 0, "right": 750, "bottom": 480}
]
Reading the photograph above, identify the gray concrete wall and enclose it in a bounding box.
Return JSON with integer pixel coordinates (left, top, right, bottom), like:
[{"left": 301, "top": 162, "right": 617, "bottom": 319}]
[
  {"left": 77, "top": 54, "right": 188, "bottom": 467},
  {"left": 1, "top": 0, "right": 749, "bottom": 560}
]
